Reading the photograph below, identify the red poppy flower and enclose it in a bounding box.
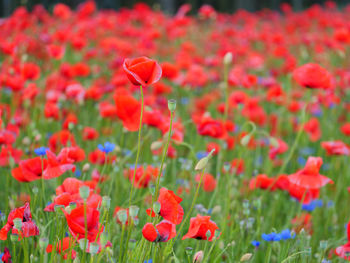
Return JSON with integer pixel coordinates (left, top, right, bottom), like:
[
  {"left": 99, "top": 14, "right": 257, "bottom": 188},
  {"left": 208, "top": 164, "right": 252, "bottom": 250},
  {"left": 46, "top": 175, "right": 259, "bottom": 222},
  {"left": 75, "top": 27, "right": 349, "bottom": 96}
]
[
  {"left": 292, "top": 63, "right": 332, "bottom": 89},
  {"left": 142, "top": 221, "right": 176, "bottom": 242},
  {"left": 46, "top": 237, "right": 76, "bottom": 260},
  {"left": 195, "top": 173, "right": 217, "bottom": 192},
  {"left": 123, "top": 57, "right": 162, "bottom": 87},
  {"left": 182, "top": 214, "right": 219, "bottom": 241},
  {"left": 11, "top": 157, "right": 47, "bottom": 182},
  {"left": 83, "top": 127, "right": 99, "bottom": 140},
  {"left": 335, "top": 222, "right": 350, "bottom": 261},
  {"left": 0, "top": 203, "right": 39, "bottom": 240},
  {"left": 63, "top": 204, "right": 102, "bottom": 241},
  {"left": 304, "top": 118, "right": 321, "bottom": 142},
  {"left": 288, "top": 157, "right": 333, "bottom": 189},
  {"left": 125, "top": 166, "right": 159, "bottom": 189},
  {"left": 341, "top": 123, "right": 350, "bottom": 136},
  {"left": 321, "top": 141, "right": 350, "bottom": 156},
  {"left": 1, "top": 247, "right": 11, "bottom": 263},
  {"left": 249, "top": 174, "right": 278, "bottom": 191},
  {"left": 155, "top": 188, "right": 184, "bottom": 225},
  {"left": 197, "top": 118, "right": 227, "bottom": 139},
  {"left": 269, "top": 138, "right": 288, "bottom": 160},
  {"left": 114, "top": 91, "right": 141, "bottom": 131}
]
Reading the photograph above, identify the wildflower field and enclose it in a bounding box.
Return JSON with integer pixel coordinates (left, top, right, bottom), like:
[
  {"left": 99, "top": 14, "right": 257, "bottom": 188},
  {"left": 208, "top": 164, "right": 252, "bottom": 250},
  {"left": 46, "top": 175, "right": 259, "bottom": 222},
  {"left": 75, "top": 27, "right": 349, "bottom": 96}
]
[{"left": 1, "top": 1, "right": 350, "bottom": 262}]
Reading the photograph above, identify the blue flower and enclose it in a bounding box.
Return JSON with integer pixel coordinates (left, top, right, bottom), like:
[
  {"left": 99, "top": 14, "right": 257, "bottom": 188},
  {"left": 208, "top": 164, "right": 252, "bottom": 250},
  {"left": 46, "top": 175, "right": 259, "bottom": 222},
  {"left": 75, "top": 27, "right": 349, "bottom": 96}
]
[
  {"left": 74, "top": 169, "right": 81, "bottom": 177},
  {"left": 297, "top": 156, "right": 306, "bottom": 166},
  {"left": 280, "top": 229, "right": 295, "bottom": 240},
  {"left": 180, "top": 97, "right": 189, "bottom": 105},
  {"left": 144, "top": 260, "right": 152, "bottom": 263},
  {"left": 251, "top": 240, "right": 260, "bottom": 247},
  {"left": 262, "top": 232, "right": 281, "bottom": 241},
  {"left": 98, "top": 142, "right": 115, "bottom": 154},
  {"left": 196, "top": 151, "right": 208, "bottom": 160},
  {"left": 34, "top": 147, "right": 49, "bottom": 156},
  {"left": 302, "top": 199, "right": 323, "bottom": 212}
]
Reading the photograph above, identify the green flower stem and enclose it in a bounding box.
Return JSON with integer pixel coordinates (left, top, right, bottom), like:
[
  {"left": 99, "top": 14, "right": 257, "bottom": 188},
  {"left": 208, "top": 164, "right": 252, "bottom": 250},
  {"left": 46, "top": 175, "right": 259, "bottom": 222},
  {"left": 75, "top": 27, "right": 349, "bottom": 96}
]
[{"left": 128, "top": 85, "right": 144, "bottom": 207}]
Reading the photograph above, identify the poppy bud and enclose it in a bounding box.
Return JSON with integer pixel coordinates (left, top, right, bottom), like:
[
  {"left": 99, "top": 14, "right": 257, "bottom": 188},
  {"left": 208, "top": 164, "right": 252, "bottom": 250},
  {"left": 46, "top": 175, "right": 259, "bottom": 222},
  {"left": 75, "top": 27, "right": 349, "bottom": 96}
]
[
  {"left": 193, "top": 251, "right": 204, "bottom": 263},
  {"left": 32, "top": 187, "right": 38, "bottom": 194},
  {"left": 153, "top": 201, "right": 161, "bottom": 215},
  {"left": 79, "top": 186, "right": 90, "bottom": 200},
  {"left": 269, "top": 137, "right": 279, "bottom": 148},
  {"left": 149, "top": 184, "right": 155, "bottom": 195},
  {"left": 168, "top": 99, "right": 177, "bottom": 112},
  {"left": 223, "top": 52, "right": 233, "bottom": 65},
  {"left": 240, "top": 134, "right": 251, "bottom": 146},
  {"left": 79, "top": 238, "right": 89, "bottom": 251},
  {"left": 102, "top": 196, "right": 111, "bottom": 210},
  {"left": 151, "top": 141, "right": 163, "bottom": 151},
  {"left": 195, "top": 149, "right": 215, "bottom": 171},
  {"left": 240, "top": 253, "right": 253, "bottom": 261},
  {"left": 13, "top": 218, "right": 22, "bottom": 230},
  {"left": 117, "top": 210, "right": 128, "bottom": 225},
  {"left": 89, "top": 242, "right": 99, "bottom": 255},
  {"left": 129, "top": 205, "right": 139, "bottom": 218},
  {"left": 82, "top": 163, "right": 90, "bottom": 172}
]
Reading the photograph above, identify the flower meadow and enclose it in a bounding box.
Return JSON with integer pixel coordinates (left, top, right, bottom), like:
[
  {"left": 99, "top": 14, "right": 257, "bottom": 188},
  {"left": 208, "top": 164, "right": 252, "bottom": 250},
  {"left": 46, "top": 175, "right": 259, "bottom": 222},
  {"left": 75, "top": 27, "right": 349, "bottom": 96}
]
[{"left": 1, "top": 1, "right": 350, "bottom": 262}]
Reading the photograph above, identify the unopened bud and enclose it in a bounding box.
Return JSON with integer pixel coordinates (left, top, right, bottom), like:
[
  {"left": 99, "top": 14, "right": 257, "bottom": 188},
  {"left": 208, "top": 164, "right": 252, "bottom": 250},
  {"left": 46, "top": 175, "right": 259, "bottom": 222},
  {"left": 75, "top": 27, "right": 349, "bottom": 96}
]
[
  {"left": 240, "top": 253, "right": 253, "bottom": 262},
  {"left": 153, "top": 202, "right": 161, "bottom": 214},
  {"left": 193, "top": 251, "right": 204, "bottom": 263},
  {"left": 151, "top": 141, "right": 163, "bottom": 151},
  {"left": 269, "top": 137, "right": 279, "bottom": 148},
  {"left": 82, "top": 163, "right": 90, "bottom": 172},
  {"left": 240, "top": 134, "right": 251, "bottom": 146},
  {"left": 223, "top": 52, "right": 233, "bottom": 65}
]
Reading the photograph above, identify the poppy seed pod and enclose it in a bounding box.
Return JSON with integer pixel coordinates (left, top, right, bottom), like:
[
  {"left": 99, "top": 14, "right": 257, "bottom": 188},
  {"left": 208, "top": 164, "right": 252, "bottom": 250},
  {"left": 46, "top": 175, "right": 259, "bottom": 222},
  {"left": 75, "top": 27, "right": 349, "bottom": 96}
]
[
  {"left": 168, "top": 99, "right": 177, "bottom": 112},
  {"left": 79, "top": 186, "right": 90, "bottom": 200}
]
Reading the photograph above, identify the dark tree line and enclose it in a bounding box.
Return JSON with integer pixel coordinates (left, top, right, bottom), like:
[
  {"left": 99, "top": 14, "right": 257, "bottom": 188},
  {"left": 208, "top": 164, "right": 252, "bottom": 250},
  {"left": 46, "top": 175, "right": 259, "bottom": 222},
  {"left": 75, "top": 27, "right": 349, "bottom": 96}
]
[{"left": 0, "top": 0, "right": 347, "bottom": 17}]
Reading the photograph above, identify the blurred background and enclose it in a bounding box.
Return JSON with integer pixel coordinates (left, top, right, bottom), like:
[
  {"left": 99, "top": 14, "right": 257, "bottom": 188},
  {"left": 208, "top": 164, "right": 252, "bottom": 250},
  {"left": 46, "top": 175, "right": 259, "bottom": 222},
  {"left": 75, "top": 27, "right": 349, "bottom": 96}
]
[{"left": 0, "top": 0, "right": 347, "bottom": 17}]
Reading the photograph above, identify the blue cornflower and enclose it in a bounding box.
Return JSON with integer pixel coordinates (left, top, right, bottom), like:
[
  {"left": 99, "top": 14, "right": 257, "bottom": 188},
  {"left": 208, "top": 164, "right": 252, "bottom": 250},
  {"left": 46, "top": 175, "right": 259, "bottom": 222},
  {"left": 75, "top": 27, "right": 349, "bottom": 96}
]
[
  {"left": 74, "top": 169, "right": 81, "bottom": 177},
  {"left": 297, "top": 156, "right": 306, "bottom": 166},
  {"left": 98, "top": 142, "right": 115, "bottom": 153},
  {"left": 196, "top": 151, "right": 208, "bottom": 159},
  {"left": 262, "top": 232, "right": 281, "bottom": 241},
  {"left": 144, "top": 260, "right": 152, "bottom": 263},
  {"left": 251, "top": 240, "right": 260, "bottom": 247},
  {"left": 280, "top": 229, "right": 295, "bottom": 240},
  {"left": 302, "top": 199, "right": 323, "bottom": 212},
  {"left": 34, "top": 147, "right": 49, "bottom": 156},
  {"left": 180, "top": 97, "right": 189, "bottom": 105}
]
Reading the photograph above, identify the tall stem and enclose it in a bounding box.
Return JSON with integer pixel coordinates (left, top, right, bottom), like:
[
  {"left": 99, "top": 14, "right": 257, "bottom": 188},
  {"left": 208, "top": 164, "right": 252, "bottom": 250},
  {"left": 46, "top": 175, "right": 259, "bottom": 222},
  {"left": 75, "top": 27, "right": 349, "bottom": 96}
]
[
  {"left": 128, "top": 85, "right": 144, "bottom": 206},
  {"left": 152, "top": 110, "right": 174, "bottom": 209}
]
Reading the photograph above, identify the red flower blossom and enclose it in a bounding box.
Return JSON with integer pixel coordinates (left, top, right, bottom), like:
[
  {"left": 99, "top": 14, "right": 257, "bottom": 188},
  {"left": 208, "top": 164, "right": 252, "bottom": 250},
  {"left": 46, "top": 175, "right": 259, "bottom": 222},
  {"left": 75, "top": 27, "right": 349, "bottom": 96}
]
[
  {"left": 46, "top": 237, "right": 76, "bottom": 260},
  {"left": 321, "top": 141, "right": 350, "bottom": 156},
  {"left": 63, "top": 204, "right": 102, "bottom": 241},
  {"left": 142, "top": 221, "right": 176, "bottom": 242},
  {"left": 123, "top": 57, "right": 162, "bottom": 87},
  {"left": 197, "top": 118, "right": 227, "bottom": 139},
  {"left": 114, "top": 91, "right": 141, "bottom": 131},
  {"left": 335, "top": 222, "right": 350, "bottom": 261},
  {"left": 125, "top": 166, "right": 159, "bottom": 189},
  {"left": 293, "top": 63, "right": 332, "bottom": 89},
  {"left": 195, "top": 173, "right": 217, "bottom": 192},
  {"left": 0, "top": 203, "right": 39, "bottom": 240},
  {"left": 182, "top": 214, "right": 219, "bottom": 241}
]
